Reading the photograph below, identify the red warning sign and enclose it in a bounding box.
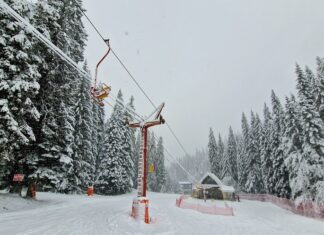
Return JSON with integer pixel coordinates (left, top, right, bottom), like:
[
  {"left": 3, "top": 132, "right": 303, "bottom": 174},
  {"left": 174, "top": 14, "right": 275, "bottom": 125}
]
[{"left": 13, "top": 174, "right": 24, "bottom": 182}]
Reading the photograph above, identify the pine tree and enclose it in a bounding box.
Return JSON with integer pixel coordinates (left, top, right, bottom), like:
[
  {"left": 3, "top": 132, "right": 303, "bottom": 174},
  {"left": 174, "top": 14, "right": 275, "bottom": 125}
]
[
  {"left": 0, "top": 0, "right": 41, "bottom": 189},
  {"left": 282, "top": 95, "right": 303, "bottom": 200},
  {"left": 92, "top": 101, "right": 105, "bottom": 180},
  {"left": 315, "top": 57, "right": 324, "bottom": 122},
  {"left": 269, "top": 90, "right": 290, "bottom": 198},
  {"left": 30, "top": 0, "right": 87, "bottom": 192},
  {"left": 295, "top": 64, "right": 324, "bottom": 202},
  {"left": 56, "top": 101, "right": 75, "bottom": 192},
  {"left": 28, "top": 0, "right": 62, "bottom": 191},
  {"left": 260, "top": 103, "right": 273, "bottom": 193},
  {"left": 124, "top": 96, "right": 136, "bottom": 190},
  {"left": 239, "top": 113, "right": 250, "bottom": 191},
  {"left": 218, "top": 134, "right": 229, "bottom": 179},
  {"left": 208, "top": 128, "right": 220, "bottom": 177},
  {"left": 245, "top": 112, "right": 264, "bottom": 193},
  {"left": 96, "top": 90, "right": 133, "bottom": 195},
  {"left": 72, "top": 61, "right": 94, "bottom": 192},
  {"left": 298, "top": 65, "right": 324, "bottom": 150},
  {"left": 227, "top": 126, "right": 238, "bottom": 182},
  {"left": 155, "top": 137, "right": 167, "bottom": 192},
  {"left": 236, "top": 134, "right": 245, "bottom": 192}
]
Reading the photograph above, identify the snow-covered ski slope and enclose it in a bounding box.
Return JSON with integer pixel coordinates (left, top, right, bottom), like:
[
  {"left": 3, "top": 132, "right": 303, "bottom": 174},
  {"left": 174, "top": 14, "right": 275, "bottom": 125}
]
[{"left": 1, "top": 192, "right": 323, "bottom": 235}]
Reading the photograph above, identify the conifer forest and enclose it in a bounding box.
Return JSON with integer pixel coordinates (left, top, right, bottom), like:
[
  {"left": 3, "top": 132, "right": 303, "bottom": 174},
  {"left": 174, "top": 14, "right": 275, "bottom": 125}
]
[
  {"left": 0, "top": 0, "right": 323, "bottom": 207},
  {"left": 0, "top": 0, "right": 168, "bottom": 195}
]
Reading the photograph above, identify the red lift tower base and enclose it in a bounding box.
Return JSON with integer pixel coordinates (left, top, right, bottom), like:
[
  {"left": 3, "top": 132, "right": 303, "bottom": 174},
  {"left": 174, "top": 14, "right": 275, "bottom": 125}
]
[
  {"left": 131, "top": 197, "right": 150, "bottom": 223},
  {"left": 129, "top": 103, "right": 165, "bottom": 224}
]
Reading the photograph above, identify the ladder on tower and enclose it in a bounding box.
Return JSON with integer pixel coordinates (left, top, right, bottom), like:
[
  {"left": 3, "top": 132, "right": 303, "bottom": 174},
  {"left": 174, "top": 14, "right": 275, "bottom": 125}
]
[{"left": 137, "top": 133, "right": 145, "bottom": 197}]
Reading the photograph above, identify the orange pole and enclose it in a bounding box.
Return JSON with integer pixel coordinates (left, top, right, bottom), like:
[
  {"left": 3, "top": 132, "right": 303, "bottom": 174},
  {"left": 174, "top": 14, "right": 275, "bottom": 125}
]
[
  {"left": 31, "top": 183, "right": 36, "bottom": 199},
  {"left": 144, "top": 200, "right": 149, "bottom": 224},
  {"left": 94, "top": 39, "right": 111, "bottom": 87}
]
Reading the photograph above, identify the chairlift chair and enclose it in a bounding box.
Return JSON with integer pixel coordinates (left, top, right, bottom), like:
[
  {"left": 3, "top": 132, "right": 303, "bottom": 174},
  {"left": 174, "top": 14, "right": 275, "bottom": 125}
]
[{"left": 90, "top": 39, "right": 112, "bottom": 106}]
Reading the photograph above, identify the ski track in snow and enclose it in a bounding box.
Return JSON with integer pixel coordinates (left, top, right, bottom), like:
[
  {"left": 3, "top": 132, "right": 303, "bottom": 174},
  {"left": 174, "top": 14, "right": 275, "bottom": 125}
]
[{"left": 1, "top": 192, "right": 324, "bottom": 235}]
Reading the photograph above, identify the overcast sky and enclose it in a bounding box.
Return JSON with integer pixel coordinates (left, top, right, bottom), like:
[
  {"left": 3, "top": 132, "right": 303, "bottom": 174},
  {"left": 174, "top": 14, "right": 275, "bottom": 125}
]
[{"left": 83, "top": 0, "right": 324, "bottom": 158}]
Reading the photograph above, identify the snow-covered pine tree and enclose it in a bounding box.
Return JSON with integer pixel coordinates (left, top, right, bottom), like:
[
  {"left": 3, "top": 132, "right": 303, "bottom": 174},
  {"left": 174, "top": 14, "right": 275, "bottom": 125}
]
[
  {"left": 96, "top": 90, "right": 133, "bottom": 195},
  {"left": 239, "top": 113, "right": 250, "bottom": 191},
  {"left": 124, "top": 96, "right": 136, "bottom": 190},
  {"left": 28, "top": 1, "right": 62, "bottom": 191},
  {"left": 281, "top": 95, "right": 303, "bottom": 200},
  {"left": 93, "top": 102, "right": 105, "bottom": 179},
  {"left": 219, "top": 134, "right": 230, "bottom": 181},
  {"left": 72, "top": 61, "right": 94, "bottom": 192},
  {"left": 236, "top": 134, "right": 245, "bottom": 192},
  {"left": 56, "top": 101, "right": 75, "bottom": 192},
  {"left": 246, "top": 112, "right": 264, "bottom": 193},
  {"left": 155, "top": 137, "right": 167, "bottom": 192},
  {"left": 269, "top": 90, "right": 291, "bottom": 198},
  {"left": 147, "top": 132, "right": 157, "bottom": 191},
  {"left": 0, "top": 0, "right": 41, "bottom": 189},
  {"left": 208, "top": 128, "right": 220, "bottom": 177},
  {"left": 30, "top": 0, "right": 87, "bottom": 192},
  {"left": 260, "top": 103, "right": 273, "bottom": 193},
  {"left": 163, "top": 171, "right": 174, "bottom": 193},
  {"left": 94, "top": 117, "right": 110, "bottom": 194},
  {"left": 227, "top": 126, "right": 238, "bottom": 182},
  {"left": 125, "top": 96, "right": 136, "bottom": 128},
  {"left": 315, "top": 57, "right": 324, "bottom": 122},
  {"left": 295, "top": 64, "right": 324, "bottom": 203}
]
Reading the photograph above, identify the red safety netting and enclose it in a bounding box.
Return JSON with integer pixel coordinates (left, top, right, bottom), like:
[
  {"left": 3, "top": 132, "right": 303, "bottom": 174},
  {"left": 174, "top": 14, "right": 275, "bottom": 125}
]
[
  {"left": 238, "top": 193, "right": 324, "bottom": 220},
  {"left": 175, "top": 195, "right": 234, "bottom": 216}
]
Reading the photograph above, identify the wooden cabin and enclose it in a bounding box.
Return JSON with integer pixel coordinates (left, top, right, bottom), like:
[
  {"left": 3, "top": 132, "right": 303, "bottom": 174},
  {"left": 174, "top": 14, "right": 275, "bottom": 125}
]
[{"left": 192, "top": 172, "right": 235, "bottom": 200}]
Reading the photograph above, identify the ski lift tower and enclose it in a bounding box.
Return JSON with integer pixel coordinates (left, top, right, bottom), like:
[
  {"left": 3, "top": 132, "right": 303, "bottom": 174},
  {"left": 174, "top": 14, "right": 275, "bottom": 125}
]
[{"left": 129, "top": 103, "right": 165, "bottom": 223}]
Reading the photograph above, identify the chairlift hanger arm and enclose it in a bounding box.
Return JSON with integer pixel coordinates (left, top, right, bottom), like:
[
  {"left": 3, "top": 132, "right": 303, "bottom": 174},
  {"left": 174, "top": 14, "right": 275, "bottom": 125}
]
[
  {"left": 94, "top": 39, "right": 111, "bottom": 86},
  {"left": 154, "top": 102, "right": 165, "bottom": 120},
  {"left": 129, "top": 122, "right": 141, "bottom": 128},
  {"left": 144, "top": 102, "right": 165, "bottom": 122},
  {"left": 145, "top": 119, "right": 163, "bottom": 128},
  {"left": 128, "top": 103, "right": 165, "bottom": 129},
  {"left": 129, "top": 119, "right": 163, "bottom": 129},
  {"left": 91, "top": 39, "right": 111, "bottom": 107}
]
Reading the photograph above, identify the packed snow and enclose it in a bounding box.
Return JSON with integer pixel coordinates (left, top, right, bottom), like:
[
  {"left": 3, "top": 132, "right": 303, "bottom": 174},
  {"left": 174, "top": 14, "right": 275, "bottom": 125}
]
[{"left": 1, "top": 191, "right": 324, "bottom": 235}]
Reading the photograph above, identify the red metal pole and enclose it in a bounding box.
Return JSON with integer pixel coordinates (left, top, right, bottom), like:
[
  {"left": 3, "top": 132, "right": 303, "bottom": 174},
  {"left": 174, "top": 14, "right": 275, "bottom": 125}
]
[
  {"left": 128, "top": 103, "right": 165, "bottom": 223},
  {"left": 143, "top": 127, "right": 148, "bottom": 197},
  {"left": 94, "top": 40, "right": 110, "bottom": 87},
  {"left": 94, "top": 47, "right": 110, "bottom": 87}
]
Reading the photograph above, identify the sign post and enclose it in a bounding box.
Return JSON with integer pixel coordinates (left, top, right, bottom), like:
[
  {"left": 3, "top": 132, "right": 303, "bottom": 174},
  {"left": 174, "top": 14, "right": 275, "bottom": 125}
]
[
  {"left": 13, "top": 174, "right": 25, "bottom": 182},
  {"left": 12, "top": 173, "right": 25, "bottom": 196}
]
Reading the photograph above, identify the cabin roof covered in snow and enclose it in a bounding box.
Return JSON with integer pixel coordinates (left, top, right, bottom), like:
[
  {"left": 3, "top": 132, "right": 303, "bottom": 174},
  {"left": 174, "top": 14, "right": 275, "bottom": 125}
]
[{"left": 198, "top": 172, "right": 235, "bottom": 193}]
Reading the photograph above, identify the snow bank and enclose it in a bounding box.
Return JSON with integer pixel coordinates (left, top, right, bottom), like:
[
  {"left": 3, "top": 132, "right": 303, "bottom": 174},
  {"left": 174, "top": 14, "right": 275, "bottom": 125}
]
[
  {"left": 0, "top": 193, "right": 42, "bottom": 213},
  {"left": 2, "top": 192, "right": 324, "bottom": 234},
  {"left": 239, "top": 193, "right": 324, "bottom": 220}
]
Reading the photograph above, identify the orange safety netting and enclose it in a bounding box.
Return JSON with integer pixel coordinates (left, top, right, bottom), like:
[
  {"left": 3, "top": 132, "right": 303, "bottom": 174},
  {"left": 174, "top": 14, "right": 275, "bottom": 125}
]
[
  {"left": 238, "top": 193, "right": 324, "bottom": 220},
  {"left": 175, "top": 196, "right": 234, "bottom": 216}
]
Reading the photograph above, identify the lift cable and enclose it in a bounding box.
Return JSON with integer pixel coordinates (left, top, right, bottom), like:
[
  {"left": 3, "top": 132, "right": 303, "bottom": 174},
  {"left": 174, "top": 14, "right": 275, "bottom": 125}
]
[
  {"left": 0, "top": 0, "right": 91, "bottom": 81},
  {"left": 77, "top": 4, "right": 191, "bottom": 157}
]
